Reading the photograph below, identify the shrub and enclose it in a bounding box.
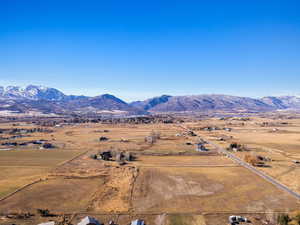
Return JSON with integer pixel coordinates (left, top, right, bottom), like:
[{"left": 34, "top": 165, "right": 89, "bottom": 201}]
[
  {"left": 294, "top": 212, "right": 300, "bottom": 225},
  {"left": 277, "top": 214, "right": 291, "bottom": 225}
]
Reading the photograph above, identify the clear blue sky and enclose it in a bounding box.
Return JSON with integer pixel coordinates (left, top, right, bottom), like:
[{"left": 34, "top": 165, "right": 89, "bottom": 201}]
[{"left": 1, "top": 0, "right": 300, "bottom": 101}]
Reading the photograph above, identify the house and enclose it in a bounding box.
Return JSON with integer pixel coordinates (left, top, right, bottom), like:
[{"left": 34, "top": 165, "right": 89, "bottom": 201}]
[
  {"left": 121, "top": 138, "right": 129, "bottom": 142},
  {"left": 293, "top": 160, "right": 300, "bottom": 164},
  {"left": 131, "top": 219, "right": 145, "bottom": 225},
  {"left": 100, "top": 151, "right": 112, "bottom": 161},
  {"left": 42, "top": 143, "right": 55, "bottom": 149},
  {"left": 187, "top": 130, "right": 197, "bottom": 136},
  {"left": 38, "top": 222, "right": 55, "bottom": 225},
  {"left": 224, "top": 128, "right": 232, "bottom": 132},
  {"left": 108, "top": 220, "right": 116, "bottom": 225},
  {"left": 229, "top": 215, "right": 249, "bottom": 225},
  {"left": 116, "top": 152, "right": 124, "bottom": 162},
  {"left": 196, "top": 143, "right": 208, "bottom": 152},
  {"left": 144, "top": 135, "right": 155, "bottom": 144},
  {"left": 124, "top": 152, "right": 134, "bottom": 161},
  {"left": 77, "top": 216, "right": 102, "bottom": 225}
]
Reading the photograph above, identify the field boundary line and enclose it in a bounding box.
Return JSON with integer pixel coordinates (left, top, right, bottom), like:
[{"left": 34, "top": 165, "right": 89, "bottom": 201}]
[
  {"left": 51, "top": 210, "right": 298, "bottom": 216},
  {"left": 129, "top": 166, "right": 140, "bottom": 213},
  {"left": 138, "top": 165, "right": 240, "bottom": 168},
  {"left": 0, "top": 178, "right": 46, "bottom": 202},
  {"left": 0, "top": 151, "right": 89, "bottom": 203},
  {"left": 54, "top": 149, "right": 90, "bottom": 169}
]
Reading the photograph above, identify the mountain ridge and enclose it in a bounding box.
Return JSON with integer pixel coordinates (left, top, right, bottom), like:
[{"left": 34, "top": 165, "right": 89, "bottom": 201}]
[
  {"left": 0, "top": 85, "right": 145, "bottom": 115},
  {"left": 133, "top": 94, "right": 276, "bottom": 112},
  {"left": 1, "top": 85, "right": 300, "bottom": 115}
]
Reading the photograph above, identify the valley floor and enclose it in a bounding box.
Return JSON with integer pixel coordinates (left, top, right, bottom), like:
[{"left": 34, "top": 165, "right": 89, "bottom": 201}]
[{"left": 0, "top": 118, "right": 300, "bottom": 225}]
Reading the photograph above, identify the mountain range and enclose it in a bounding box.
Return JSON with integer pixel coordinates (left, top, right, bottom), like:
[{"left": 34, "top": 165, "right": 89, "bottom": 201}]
[{"left": 0, "top": 85, "right": 300, "bottom": 116}]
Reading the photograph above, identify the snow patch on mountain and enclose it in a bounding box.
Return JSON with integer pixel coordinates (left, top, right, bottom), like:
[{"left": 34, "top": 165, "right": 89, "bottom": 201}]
[{"left": 0, "top": 85, "right": 66, "bottom": 101}]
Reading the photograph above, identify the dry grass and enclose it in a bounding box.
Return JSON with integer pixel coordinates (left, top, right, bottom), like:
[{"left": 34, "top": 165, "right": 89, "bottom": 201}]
[
  {"left": 1, "top": 120, "right": 300, "bottom": 225},
  {"left": 0, "top": 177, "right": 104, "bottom": 213},
  {"left": 132, "top": 167, "right": 299, "bottom": 213},
  {"left": 134, "top": 155, "right": 235, "bottom": 167},
  {"left": 194, "top": 117, "right": 300, "bottom": 193},
  {"left": 167, "top": 215, "right": 206, "bottom": 225},
  {"left": 0, "top": 150, "right": 82, "bottom": 198}
]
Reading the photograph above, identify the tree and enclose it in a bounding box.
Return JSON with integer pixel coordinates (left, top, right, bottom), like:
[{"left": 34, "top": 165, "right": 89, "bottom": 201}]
[
  {"left": 244, "top": 154, "right": 259, "bottom": 166},
  {"left": 37, "top": 209, "right": 51, "bottom": 217},
  {"left": 294, "top": 212, "right": 300, "bottom": 225},
  {"left": 277, "top": 214, "right": 291, "bottom": 225}
]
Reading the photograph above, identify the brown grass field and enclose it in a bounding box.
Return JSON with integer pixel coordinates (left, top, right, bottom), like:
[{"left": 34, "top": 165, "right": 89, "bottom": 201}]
[
  {"left": 132, "top": 166, "right": 299, "bottom": 214},
  {"left": 0, "top": 150, "right": 82, "bottom": 198},
  {"left": 0, "top": 118, "right": 300, "bottom": 225},
  {"left": 190, "top": 117, "right": 300, "bottom": 194}
]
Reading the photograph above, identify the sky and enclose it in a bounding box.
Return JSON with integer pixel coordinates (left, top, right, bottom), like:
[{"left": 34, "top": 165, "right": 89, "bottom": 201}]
[{"left": 0, "top": 0, "right": 300, "bottom": 102}]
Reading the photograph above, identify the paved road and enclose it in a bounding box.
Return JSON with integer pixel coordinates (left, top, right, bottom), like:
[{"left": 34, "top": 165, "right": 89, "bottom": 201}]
[{"left": 208, "top": 139, "right": 300, "bottom": 200}]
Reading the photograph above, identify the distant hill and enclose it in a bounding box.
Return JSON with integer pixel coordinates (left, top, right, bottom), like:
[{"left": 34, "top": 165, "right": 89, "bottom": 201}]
[
  {"left": 65, "top": 94, "right": 145, "bottom": 114},
  {"left": 132, "top": 94, "right": 276, "bottom": 112},
  {"left": 130, "top": 95, "right": 172, "bottom": 111},
  {"left": 261, "top": 96, "right": 300, "bottom": 109},
  {"left": 1, "top": 85, "right": 300, "bottom": 116}
]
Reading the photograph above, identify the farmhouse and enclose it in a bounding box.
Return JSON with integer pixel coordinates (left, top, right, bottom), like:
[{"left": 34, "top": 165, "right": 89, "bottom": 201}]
[
  {"left": 201, "top": 126, "right": 220, "bottom": 131},
  {"left": 144, "top": 135, "right": 155, "bottom": 144},
  {"left": 224, "top": 127, "right": 232, "bottom": 132},
  {"left": 196, "top": 143, "right": 208, "bottom": 152},
  {"left": 42, "top": 143, "right": 55, "bottom": 149},
  {"left": 229, "top": 215, "right": 248, "bottom": 225},
  {"left": 100, "top": 151, "right": 112, "bottom": 161},
  {"left": 186, "top": 130, "right": 197, "bottom": 136},
  {"left": 78, "top": 216, "right": 102, "bottom": 225},
  {"left": 228, "top": 143, "right": 245, "bottom": 152}
]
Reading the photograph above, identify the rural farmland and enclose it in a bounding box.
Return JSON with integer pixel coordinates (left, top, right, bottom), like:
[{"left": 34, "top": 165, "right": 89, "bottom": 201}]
[{"left": 0, "top": 115, "right": 300, "bottom": 225}]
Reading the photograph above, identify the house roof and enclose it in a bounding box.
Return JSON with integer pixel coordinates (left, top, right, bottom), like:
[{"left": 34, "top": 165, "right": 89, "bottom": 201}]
[
  {"left": 131, "top": 219, "right": 145, "bottom": 225},
  {"left": 38, "top": 222, "right": 55, "bottom": 225},
  {"left": 77, "top": 216, "right": 101, "bottom": 225}
]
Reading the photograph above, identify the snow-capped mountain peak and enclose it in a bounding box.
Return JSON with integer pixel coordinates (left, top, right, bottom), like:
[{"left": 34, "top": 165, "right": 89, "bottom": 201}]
[
  {"left": 0, "top": 85, "right": 66, "bottom": 101},
  {"left": 4, "top": 86, "right": 26, "bottom": 98}
]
